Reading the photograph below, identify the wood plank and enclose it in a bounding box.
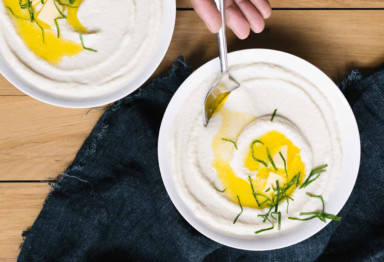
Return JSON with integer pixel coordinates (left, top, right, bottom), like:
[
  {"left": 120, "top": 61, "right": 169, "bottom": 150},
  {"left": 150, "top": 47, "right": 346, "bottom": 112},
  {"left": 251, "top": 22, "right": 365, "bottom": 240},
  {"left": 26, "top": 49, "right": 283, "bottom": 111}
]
[
  {"left": 177, "top": 0, "right": 384, "bottom": 9},
  {"left": 0, "top": 10, "right": 384, "bottom": 180},
  {"left": 0, "top": 183, "right": 50, "bottom": 261},
  {"left": 0, "top": 97, "right": 104, "bottom": 180},
  {"left": 161, "top": 10, "right": 384, "bottom": 81},
  {"left": 0, "top": 77, "right": 24, "bottom": 96}
]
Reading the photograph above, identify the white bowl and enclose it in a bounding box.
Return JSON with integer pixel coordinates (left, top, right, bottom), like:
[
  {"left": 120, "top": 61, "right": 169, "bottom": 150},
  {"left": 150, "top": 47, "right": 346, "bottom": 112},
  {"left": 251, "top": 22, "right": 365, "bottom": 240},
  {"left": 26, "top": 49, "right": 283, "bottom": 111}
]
[
  {"left": 158, "top": 49, "right": 360, "bottom": 251},
  {"left": 0, "top": 0, "right": 176, "bottom": 108}
]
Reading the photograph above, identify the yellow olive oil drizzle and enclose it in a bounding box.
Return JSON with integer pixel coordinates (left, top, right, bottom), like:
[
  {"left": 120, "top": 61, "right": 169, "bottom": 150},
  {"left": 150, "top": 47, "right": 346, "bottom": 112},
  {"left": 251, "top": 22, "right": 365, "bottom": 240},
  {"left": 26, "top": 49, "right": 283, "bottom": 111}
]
[
  {"left": 3, "top": 0, "right": 96, "bottom": 64},
  {"left": 211, "top": 106, "right": 257, "bottom": 208},
  {"left": 211, "top": 106, "right": 339, "bottom": 233}
]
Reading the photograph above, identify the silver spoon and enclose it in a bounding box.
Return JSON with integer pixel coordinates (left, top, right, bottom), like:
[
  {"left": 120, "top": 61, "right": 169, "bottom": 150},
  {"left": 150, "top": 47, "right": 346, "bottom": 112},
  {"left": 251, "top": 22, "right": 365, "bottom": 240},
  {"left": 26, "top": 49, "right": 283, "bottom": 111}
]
[{"left": 203, "top": 0, "right": 240, "bottom": 126}]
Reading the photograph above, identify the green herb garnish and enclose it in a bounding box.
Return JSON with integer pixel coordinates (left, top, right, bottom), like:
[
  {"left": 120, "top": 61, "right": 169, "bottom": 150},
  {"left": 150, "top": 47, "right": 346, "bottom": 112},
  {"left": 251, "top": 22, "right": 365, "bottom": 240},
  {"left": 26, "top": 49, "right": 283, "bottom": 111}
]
[
  {"left": 8, "top": 1, "right": 46, "bottom": 42},
  {"left": 250, "top": 173, "right": 331, "bottom": 234},
  {"left": 300, "top": 164, "right": 328, "bottom": 189},
  {"left": 288, "top": 215, "right": 318, "bottom": 221},
  {"left": 54, "top": 0, "right": 67, "bottom": 18},
  {"left": 258, "top": 205, "right": 273, "bottom": 223},
  {"left": 212, "top": 182, "right": 226, "bottom": 193},
  {"left": 296, "top": 172, "right": 301, "bottom": 187},
  {"left": 288, "top": 192, "right": 341, "bottom": 222},
  {"left": 54, "top": 16, "right": 65, "bottom": 37},
  {"left": 34, "top": 20, "right": 45, "bottom": 43},
  {"left": 53, "top": 0, "right": 96, "bottom": 53},
  {"left": 6, "top": 7, "right": 29, "bottom": 20},
  {"left": 266, "top": 147, "right": 278, "bottom": 171},
  {"left": 250, "top": 140, "right": 268, "bottom": 168},
  {"left": 253, "top": 173, "right": 300, "bottom": 235},
  {"left": 289, "top": 211, "right": 341, "bottom": 222},
  {"left": 257, "top": 173, "right": 299, "bottom": 223},
  {"left": 253, "top": 193, "right": 272, "bottom": 203},
  {"left": 248, "top": 177, "right": 273, "bottom": 207},
  {"left": 255, "top": 224, "right": 274, "bottom": 234},
  {"left": 19, "top": 0, "right": 34, "bottom": 22},
  {"left": 75, "top": 27, "right": 98, "bottom": 52},
  {"left": 248, "top": 176, "right": 261, "bottom": 207},
  {"left": 271, "top": 211, "right": 281, "bottom": 230},
  {"left": 252, "top": 158, "right": 268, "bottom": 168},
  {"left": 286, "top": 195, "right": 294, "bottom": 213},
  {"left": 221, "top": 138, "right": 238, "bottom": 150},
  {"left": 284, "top": 173, "right": 299, "bottom": 192},
  {"left": 307, "top": 192, "right": 324, "bottom": 211},
  {"left": 279, "top": 151, "right": 288, "bottom": 178},
  {"left": 274, "top": 180, "right": 281, "bottom": 212},
  {"left": 58, "top": 0, "right": 80, "bottom": 8},
  {"left": 251, "top": 139, "right": 264, "bottom": 146},
  {"left": 233, "top": 195, "right": 243, "bottom": 224},
  {"left": 271, "top": 109, "right": 277, "bottom": 121}
]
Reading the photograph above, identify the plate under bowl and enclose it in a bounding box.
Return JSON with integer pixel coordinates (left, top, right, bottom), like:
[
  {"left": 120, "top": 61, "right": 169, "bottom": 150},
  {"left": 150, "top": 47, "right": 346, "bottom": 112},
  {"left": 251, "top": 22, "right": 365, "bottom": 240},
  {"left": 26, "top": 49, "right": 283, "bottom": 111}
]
[
  {"left": 0, "top": 0, "right": 176, "bottom": 108},
  {"left": 158, "top": 49, "right": 360, "bottom": 251}
]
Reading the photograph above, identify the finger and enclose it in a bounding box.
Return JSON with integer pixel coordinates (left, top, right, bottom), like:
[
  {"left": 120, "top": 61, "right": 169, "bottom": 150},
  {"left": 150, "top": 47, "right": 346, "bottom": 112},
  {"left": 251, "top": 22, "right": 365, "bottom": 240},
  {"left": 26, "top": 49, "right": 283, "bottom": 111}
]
[
  {"left": 225, "top": 4, "right": 251, "bottom": 39},
  {"left": 235, "top": 0, "right": 265, "bottom": 33},
  {"left": 191, "top": 0, "right": 222, "bottom": 33},
  {"left": 250, "top": 0, "right": 272, "bottom": 19}
]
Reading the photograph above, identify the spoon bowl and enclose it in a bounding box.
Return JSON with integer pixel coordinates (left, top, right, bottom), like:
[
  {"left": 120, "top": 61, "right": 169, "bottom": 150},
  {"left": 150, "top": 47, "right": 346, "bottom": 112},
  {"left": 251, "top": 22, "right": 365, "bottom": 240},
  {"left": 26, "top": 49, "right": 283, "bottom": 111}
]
[
  {"left": 203, "top": 72, "right": 240, "bottom": 125},
  {"left": 203, "top": 0, "right": 239, "bottom": 126}
]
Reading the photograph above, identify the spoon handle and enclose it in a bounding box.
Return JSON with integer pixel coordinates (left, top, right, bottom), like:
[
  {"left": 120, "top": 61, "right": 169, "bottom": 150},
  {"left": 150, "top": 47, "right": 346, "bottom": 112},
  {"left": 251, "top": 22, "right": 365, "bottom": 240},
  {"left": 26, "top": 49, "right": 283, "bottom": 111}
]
[{"left": 217, "top": 0, "right": 228, "bottom": 73}]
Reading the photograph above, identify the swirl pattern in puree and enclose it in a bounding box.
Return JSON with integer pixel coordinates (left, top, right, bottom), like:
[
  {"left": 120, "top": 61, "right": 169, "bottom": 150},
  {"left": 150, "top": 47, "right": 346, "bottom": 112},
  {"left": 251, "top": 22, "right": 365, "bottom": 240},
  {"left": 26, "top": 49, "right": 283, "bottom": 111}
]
[
  {"left": 170, "top": 63, "right": 342, "bottom": 237},
  {"left": 212, "top": 105, "right": 308, "bottom": 208}
]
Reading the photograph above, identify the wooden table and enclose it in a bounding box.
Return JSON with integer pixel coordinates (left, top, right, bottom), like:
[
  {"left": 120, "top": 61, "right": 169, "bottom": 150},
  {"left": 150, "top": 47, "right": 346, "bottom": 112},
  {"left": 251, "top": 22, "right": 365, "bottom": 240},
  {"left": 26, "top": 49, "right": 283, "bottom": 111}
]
[{"left": 1, "top": 0, "right": 383, "bottom": 260}]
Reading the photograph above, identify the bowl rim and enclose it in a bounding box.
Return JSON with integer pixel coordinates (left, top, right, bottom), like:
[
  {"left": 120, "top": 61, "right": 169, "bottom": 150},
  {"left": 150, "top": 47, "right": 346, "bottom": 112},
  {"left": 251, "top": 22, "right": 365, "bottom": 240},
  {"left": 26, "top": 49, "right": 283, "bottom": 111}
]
[
  {"left": 157, "top": 49, "right": 361, "bottom": 251},
  {"left": 0, "top": 0, "right": 176, "bottom": 108}
]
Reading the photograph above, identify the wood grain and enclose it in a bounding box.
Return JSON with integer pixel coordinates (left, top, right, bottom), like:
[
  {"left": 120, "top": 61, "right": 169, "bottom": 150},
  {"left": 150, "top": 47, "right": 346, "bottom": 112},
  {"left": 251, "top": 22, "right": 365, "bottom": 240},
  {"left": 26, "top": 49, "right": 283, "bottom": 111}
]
[
  {"left": 1, "top": 10, "right": 384, "bottom": 180},
  {"left": 158, "top": 10, "right": 384, "bottom": 81},
  {"left": 177, "top": 0, "right": 384, "bottom": 9},
  {"left": 0, "top": 97, "right": 104, "bottom": 180},
  {"left": 0, "top": 183, "right": 50, "bottom": 261},
  {"left": 0, "top": 5, "right": 383, "bottom": 261},
  {"left": 0, "top": 77, "right": 24, "bottom": 96}
]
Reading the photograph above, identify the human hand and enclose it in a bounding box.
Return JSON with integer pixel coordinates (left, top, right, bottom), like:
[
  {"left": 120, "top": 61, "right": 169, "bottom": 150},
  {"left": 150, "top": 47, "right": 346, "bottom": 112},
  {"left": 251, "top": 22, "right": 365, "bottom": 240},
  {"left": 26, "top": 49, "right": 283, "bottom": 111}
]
[{"left": 191, "top": 0, "right": 272, "bottom": 39}]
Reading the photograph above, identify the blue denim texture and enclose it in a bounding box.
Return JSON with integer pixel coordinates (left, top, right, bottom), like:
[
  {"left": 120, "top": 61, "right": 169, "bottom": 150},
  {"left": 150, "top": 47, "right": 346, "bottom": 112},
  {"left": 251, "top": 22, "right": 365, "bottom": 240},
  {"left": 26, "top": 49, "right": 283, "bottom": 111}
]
[{"left": 18, "top": 58, "right": 384, "bottom": 262}]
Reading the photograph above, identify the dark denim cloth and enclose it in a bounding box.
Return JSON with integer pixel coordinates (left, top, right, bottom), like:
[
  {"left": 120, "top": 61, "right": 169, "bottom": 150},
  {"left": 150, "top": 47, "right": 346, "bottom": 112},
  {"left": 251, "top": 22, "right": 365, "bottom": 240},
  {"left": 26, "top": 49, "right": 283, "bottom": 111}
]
[{"left": 18, "top": 58, "right": 384, "bottom": 262}]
